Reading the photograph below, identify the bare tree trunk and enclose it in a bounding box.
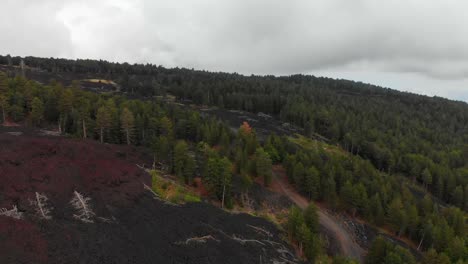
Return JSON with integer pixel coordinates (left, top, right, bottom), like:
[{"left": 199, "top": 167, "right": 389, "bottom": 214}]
[
  {"left": 100, "top": 128, "right": 104, "bottom": 143},
  {"left": 126, "top": 128, "right": 130, "bottom": 145},
  {"left": 417, "top": 232, "right": 425, "bottom": 250},
  {"left": 82, "top": 120, "right": 87, "bottom": 139},
  {"left": 58, "top": 119, "right": 62, "bottom": 133},
  {"left": 398, "top": 227, "right": 405, "bottom": 238},
  {"left": 221, "top": 184, "right": 226, "bottom": 209},
  {"left": 62, "top": 115, "right": 67, "bottom": 133}
]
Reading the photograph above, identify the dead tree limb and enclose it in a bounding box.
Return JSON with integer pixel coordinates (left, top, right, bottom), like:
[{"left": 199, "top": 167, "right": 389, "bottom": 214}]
[
  {"left": 175, "top": 235, "right": 220, "bottom": 245},
  {"left": 70, "top": 191, "right": 95, "bottom": 223},
  {"left": 29, "top": 192, "right": 53, "bottom": 220},
  {"left": 247, "top": 224, "right": 273, "bottom": 238},
  {"left": 0, "top": 205, "right": 23, "bottom": 220}
]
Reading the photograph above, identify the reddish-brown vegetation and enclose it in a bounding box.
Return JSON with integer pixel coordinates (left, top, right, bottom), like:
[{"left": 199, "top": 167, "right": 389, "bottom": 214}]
[
  {"left": 0, "top": 133, "right": 148, "bottom": 210},
  {"left": 0, "top": 131, "right": 298, "bottom": 264}
]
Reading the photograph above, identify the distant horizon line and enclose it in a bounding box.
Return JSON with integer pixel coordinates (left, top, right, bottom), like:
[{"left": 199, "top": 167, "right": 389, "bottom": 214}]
[{"left": 2, "top": 53, "right": 467, "bottom": 104}]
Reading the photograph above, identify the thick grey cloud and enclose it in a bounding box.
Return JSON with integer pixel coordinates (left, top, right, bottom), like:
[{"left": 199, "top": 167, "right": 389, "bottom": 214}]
[
  {"left": 1, "top": 0, "right": 73, "bottom": 58},
  {"left": 1, "top": 0, "right": 467, "bottom": 101}
]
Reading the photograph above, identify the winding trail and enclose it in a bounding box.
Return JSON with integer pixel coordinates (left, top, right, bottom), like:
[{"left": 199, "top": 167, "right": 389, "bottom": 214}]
[{"left": 270, "top": 168, "right": 365, "bottom": 262}]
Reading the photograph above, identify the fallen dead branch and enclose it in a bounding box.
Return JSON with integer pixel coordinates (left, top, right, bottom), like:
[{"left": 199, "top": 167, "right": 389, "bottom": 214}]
[
  {"left": 247, "top": 224, "right": 273, "bottom": 238},
  {"left": 203, "top": 223, "right": 265, "bottom": 246},
  {"left": 6, "top": 132, "right": 22, "bottom": 136},
  {"left": 175, "top": 235, "right": 220, "bottom": 245},
  {"left": 0, "top": 205, "right": 23, "bottom": 220},
  {"left": 70, "top": 191, "right": 95, "bottom": 223},
  {"left": 232, "top": 234, "right": 266, "bottom": 246},
  {"left": 29, "top": 192, "right": 53, "bottom": 220}
]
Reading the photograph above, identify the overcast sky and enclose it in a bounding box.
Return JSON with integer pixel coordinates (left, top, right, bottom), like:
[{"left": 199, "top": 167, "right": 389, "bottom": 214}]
[{"left": 1, "top": 0, "right": 468, "bottom": 101}]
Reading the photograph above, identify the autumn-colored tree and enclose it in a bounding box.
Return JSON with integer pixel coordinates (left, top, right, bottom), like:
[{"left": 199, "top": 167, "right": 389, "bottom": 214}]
[
  {"left": 239, "top": 121, "right": 252, "bottom": 135},
  {"left": 238, "top": 121, "right": 257, "bottom": 154}
]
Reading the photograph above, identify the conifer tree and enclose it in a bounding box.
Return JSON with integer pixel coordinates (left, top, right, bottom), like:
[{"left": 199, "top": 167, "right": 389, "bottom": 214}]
[
  {"left": 120, "top": 107, "right": 135, "bottom": 145},
  {"left": 255, "top": 147, "right": 273, "bottom": 186},
  {"left": 174, "top": 140, "right": 189, "bottom": 177},
  {"left": 30, "top": 97, "right": 44, "bottom": 125},
  {"left": 58, "top": 88, "right": 73, "bottom": 133},
  {"left": 304, "top": 166, "right": 320, "bottom": 200},
  {"left": 96, "top": 106, "right": 111, "bottom": 143},
  {"left": 303, "top": 203, "right": 319, "bottom": 233}
]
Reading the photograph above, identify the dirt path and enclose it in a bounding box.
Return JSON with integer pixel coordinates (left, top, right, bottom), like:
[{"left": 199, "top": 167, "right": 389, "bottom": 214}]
[{"left": 270, "top": 169, "right": 365, "bottom": 262}]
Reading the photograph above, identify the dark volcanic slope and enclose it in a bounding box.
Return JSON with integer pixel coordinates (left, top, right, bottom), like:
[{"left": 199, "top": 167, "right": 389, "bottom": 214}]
[
  {"left": 200, "top": 108, "right": 303, "bottom": 140},
  {"left": 0, "top": 132, "right": 298, "bottom": 264}
]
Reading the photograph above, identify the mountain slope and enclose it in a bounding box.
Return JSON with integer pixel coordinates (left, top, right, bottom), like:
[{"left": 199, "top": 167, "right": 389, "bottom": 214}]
[{"left": 0, "top": 130, "right": 298, "bottom": 264}]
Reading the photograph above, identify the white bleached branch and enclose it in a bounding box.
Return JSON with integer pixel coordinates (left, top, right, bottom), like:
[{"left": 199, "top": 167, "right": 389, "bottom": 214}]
[
  {"left": 29, "top": 192, "right": 53, "bottom": 220},
  {"left": 232, "top": 234, "right": 266, "bottom": 246},
  {"left": 70, "top": 190, "right": 95, "bottom": 223},
  {"left": 175, "top": 235, "right": 220, "bottom": 245},
  {"left": 247, "top": 224, "right": 273, "bottom": 238},
  {"left": 0, "top": 205, "right": 23, "bottom": 219}
]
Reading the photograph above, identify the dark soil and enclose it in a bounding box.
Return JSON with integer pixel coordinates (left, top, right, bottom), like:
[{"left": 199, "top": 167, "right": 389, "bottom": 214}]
[{"left": 0, "top": 131, "right": 299, "bottom": 264}]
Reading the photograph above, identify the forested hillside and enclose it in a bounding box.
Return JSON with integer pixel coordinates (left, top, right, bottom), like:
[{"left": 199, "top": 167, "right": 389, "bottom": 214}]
[
  {"left": 3, "top": 54, "right": 466, "bottom": 210},
  {"left": 0, "top": 55, "right": 467, "bottom": 263}
]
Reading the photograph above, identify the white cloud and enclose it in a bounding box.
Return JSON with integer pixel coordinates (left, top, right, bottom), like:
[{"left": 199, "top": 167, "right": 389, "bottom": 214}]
[
  {"left": 0, "top": 0, "right": 72, "bottom": 58},
  {"left": 1, "top": 0, "right": 468, "bottom": 100}
]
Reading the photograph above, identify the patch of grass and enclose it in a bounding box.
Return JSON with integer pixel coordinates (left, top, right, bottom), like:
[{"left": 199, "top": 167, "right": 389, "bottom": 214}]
[
  {"left": 288, "top": 134, "right": 318, "bottom": 151},
  {"left": 184, "top": 193, "right": 201, "bottom": 203},
  {"left": 289, "top": 134, "right": 345, "bottom": 156},
  {"left": 83, "top": 79, "right": 117, "bottom": 86},
  {"left": 150, "top": 170, "right": 200, "bottom": 204}
]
